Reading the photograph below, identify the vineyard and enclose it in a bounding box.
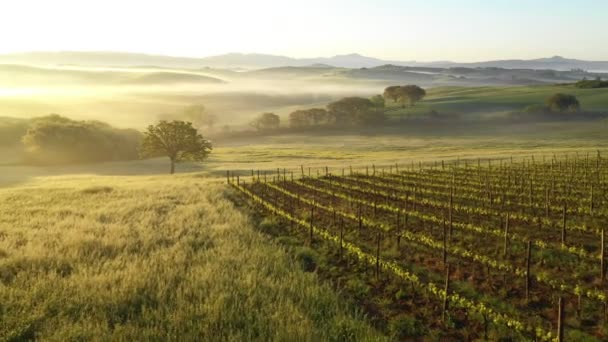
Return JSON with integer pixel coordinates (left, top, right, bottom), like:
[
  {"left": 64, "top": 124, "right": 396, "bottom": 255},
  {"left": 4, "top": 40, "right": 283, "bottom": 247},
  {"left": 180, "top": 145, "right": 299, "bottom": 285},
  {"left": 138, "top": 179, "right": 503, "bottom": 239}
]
[{"left": 229, "top": 153, "right": 608, "bottom": 341}]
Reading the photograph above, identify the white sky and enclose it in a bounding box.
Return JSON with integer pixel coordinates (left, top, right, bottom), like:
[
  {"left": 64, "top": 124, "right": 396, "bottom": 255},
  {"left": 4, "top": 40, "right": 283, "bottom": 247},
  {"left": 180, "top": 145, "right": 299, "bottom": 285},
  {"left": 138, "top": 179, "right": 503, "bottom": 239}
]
[{"left": 1, "top": 0, "right": 607, "bottom": 62}]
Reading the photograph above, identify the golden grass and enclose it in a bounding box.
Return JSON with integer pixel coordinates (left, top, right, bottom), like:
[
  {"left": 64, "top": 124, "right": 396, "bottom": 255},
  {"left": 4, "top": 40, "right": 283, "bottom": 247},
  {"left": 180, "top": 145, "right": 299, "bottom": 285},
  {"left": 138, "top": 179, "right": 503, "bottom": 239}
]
[{"left": 0, "top": 174, "right": 384, "bottom": 341}]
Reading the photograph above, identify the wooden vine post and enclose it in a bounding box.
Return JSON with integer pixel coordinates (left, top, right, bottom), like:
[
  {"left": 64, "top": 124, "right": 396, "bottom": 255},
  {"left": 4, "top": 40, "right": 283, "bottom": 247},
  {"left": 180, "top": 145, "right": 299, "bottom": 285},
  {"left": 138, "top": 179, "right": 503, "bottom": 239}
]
[
  {"left": 562, "top": 203, "right": 567, "bottom": 246},
  {"left": 442, "top": 218, "right": 448, "bottom": 265},
  {"left": 590, "top": 184, "right": 594, "bottom": 215},
  {"left": 309, "top": 206, "right": 314, "bottom": 246},
  {"left": 375, "top": 231, "right": 382, "bottom": 279},
  {"left": 442, "top": 264, "right": 451, "bottom": 324},
  {"left": 339, "top": 217, "right": 344, "bottom": 260},
  {"left": 358, "top": 203, "right": 363, "bottom": 236},
  {"left": 226, "top": 170, "right": 230, "bottom": 184},
  {"left": 525, "top": 240, "right": 532, "bottom": 303},
  {"left": 557, "top": 296, "right": 565, "bottom": 342},
  {"left": 503, "top": 213, "right": 510, "bottom": 256},
  {"left": 449, "top": 173, "right": 454, "bottom": 241},
  {"left": 601, "top": 228, "right": 606, "bottom": 282}
]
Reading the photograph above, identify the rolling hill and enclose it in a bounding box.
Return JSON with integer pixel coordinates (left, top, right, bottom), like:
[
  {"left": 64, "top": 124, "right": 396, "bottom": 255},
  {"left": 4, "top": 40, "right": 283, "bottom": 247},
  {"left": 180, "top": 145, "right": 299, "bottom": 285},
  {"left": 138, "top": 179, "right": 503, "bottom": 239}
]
[{"left": 2, "top": 51, "right": 608, "bottom": 71}]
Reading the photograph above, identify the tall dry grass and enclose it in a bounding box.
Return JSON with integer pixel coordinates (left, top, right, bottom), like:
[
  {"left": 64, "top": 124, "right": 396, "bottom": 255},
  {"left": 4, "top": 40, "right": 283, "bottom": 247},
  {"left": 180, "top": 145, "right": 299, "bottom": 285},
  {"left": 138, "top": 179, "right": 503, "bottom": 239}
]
[{"left": 0, "top": 175, "right": 384, "bottom": 341}]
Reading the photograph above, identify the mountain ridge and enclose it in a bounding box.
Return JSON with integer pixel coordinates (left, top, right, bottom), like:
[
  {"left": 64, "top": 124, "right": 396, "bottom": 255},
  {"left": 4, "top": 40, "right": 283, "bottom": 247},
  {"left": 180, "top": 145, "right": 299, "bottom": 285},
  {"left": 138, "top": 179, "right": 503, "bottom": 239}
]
[{"left": 1, "top": 51, "right": 607, "bottom": 71}]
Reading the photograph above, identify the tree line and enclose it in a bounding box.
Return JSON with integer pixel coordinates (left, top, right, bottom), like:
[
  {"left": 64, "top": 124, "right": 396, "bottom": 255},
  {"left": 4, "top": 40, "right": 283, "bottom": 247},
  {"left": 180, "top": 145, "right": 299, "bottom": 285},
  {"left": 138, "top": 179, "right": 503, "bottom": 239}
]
[{"left": 249, "top": 84, "right": 426, "bottom": 130}]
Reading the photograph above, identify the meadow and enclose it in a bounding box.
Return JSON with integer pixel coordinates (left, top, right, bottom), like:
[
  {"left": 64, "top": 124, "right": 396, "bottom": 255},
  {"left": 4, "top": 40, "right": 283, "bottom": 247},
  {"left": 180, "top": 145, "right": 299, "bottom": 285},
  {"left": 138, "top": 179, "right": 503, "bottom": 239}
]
[{"left": 0, "top": 175, "right": 385, "bottom": 341}]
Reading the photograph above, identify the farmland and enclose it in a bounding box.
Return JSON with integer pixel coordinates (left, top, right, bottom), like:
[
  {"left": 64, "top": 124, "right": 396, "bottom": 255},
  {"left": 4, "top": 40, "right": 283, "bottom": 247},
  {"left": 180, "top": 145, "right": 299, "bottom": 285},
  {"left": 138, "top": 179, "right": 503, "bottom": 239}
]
[{"left": 231, "top": 153, "right": 608, "bottom": 340}]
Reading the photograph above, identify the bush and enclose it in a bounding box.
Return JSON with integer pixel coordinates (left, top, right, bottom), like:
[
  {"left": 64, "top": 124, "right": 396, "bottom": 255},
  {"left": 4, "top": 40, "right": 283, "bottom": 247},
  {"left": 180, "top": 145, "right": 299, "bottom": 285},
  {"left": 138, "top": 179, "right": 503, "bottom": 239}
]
[
  {"left": 546, "top": 93, "right": 580, "bottom": 112},
  {"left": 294, "top": 247, "right": 321, "bottom": 272},
  {"left": 21, "top": 115, "right": 142, "bottom": 165},
  {"left": 575, "top": 79, "right": 608, "bottom": 89}
]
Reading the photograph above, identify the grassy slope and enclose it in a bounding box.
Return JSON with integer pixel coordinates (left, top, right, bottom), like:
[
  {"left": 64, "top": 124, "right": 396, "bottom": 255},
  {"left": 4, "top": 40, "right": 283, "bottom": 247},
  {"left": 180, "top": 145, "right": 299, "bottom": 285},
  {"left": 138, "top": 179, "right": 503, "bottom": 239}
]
[
  {"left": 387, "top": 84, "right": 608, "bottom": 116},
  {"left": 3, "top": 131, "right": 608, "bottom": 188},
  {"left": 0, "top": 175, "right": 385, "bottom": 341}
]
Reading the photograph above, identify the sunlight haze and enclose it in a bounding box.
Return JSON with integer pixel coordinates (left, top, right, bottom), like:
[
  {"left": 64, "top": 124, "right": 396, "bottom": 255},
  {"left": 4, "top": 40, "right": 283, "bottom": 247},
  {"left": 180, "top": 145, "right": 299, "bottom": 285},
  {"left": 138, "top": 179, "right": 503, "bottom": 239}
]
[{"left": 2, "top": 0, "right": 607, "bottom": 61}]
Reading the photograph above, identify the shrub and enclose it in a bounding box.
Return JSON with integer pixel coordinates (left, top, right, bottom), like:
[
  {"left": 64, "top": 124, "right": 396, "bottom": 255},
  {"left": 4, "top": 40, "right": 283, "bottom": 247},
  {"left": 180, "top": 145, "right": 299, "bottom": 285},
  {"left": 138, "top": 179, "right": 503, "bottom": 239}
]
[
  {"left": 22, "top": 114, "right": 141, "bottom": 165},
  {"left": 294, "top": 247, "right": 321, "bottom": 272},
  {"left": 575, "top": 79, "right": 608, "bottom": 89}
]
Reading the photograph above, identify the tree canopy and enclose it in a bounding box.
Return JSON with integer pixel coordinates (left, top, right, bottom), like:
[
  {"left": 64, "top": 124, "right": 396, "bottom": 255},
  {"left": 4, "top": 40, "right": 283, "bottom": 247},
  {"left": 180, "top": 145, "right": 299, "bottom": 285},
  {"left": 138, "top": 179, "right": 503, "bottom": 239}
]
[
  {"left": 383, "top": 85, "right": 426, "bottom": 108},
  {"left": 383, "top": 86, "right": 401, "bottom": 103},
  {"left": 289, "top": 108, "right": 330, "bottom": 128},
  {"left": 250, "top": 113, "right": 280, "bottom": 131},
  {"left": 395, "top": 85, "right": 427, "bottom": 108},
  {"left": 22, "top": 114, "right": 141, "bottom": 165},
  {"left": 327, "top": 97, "right": 385, "bottom": 125},
  {"left": 546, "top": 93, "right": 580, "bottom": 112},
  {"left": 140, "top": 120, "right": 212, "bottom": 174}
]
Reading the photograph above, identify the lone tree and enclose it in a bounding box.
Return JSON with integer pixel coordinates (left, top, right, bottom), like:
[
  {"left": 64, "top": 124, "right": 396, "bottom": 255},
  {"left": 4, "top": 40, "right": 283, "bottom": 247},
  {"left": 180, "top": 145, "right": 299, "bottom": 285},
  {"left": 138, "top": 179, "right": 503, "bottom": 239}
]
[
  {"left": 250, "top": 112, "right": 280, "bottom": 131},
  {"left": 546, "top": 93, "right": 580, "bottom": 112},
  {"left": 140, "top": 120, "right": 212, "bottom": 174},
  {"left": 383, "top": 86, "right": 401, "bottom": 103},
  {"left": 396, "top": 85, "right": 426, "bottom": 108}
]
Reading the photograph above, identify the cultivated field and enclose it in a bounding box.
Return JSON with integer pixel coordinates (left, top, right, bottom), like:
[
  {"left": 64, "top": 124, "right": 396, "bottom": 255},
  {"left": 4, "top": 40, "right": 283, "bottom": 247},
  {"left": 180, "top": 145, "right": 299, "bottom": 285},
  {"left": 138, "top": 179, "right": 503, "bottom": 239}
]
[{"left": 232, "top": 153, "right": 608, "bottom": 340}]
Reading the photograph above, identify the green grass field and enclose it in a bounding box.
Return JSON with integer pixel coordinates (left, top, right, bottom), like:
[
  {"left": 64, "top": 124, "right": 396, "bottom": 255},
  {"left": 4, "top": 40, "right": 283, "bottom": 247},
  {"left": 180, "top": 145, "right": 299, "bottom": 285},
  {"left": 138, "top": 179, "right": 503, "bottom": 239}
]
[
  {"left": 386, "top": 84, "right": 608, "bottom": 118},
  {"left": 0, "top": 175, "right": 386, "bottom": 341}
]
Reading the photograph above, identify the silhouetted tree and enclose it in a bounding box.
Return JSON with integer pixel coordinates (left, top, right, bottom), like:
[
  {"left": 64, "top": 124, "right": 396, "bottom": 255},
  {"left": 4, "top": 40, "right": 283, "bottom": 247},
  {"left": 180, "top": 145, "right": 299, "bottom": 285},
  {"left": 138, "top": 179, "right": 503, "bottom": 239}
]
[
  {"left": 140, "top": 120, "right": 212, "bottom": 174},
  {"left": 22, "top": 114, "right": 141, "bottom": 165},
  {"left": 383, "top": 86, "right": 401, "bottom": 103},
  {"left": 546, "top": 94, "right": 580, "bottom": 112},
  {"left": 289, "top": 108, "right": 330, "bottom": 128},
  {"left": 250, "top": 113, "right": 280, "bottom": 131},
  {"left": 327, "top": 97, "right": 385, "bottom": 125},
  {"left": 395, "top": 85, "right": 426, "bottom": 108}
]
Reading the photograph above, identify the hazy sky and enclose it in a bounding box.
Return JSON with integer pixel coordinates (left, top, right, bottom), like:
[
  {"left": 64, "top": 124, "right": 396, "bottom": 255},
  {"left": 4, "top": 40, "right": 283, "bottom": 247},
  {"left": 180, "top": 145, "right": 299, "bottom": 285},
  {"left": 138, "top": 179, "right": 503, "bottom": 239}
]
[{"left": 2, "top": 0, "right": 607, "bottom": 61}]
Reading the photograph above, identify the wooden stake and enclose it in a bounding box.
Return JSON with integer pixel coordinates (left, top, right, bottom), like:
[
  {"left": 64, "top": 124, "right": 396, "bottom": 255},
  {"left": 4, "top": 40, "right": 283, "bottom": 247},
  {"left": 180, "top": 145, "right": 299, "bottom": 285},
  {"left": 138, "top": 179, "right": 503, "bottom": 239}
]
[
  {"left": 503, "top": 213, "right": 510, "bottom": 257},
  {"left": 557, "top": 296, "right": 565, "bottom": 342},
  {"left": 601, "top": 228, "right": 605, "bottom": 281},
  {"left": 545, "top": 187, "right": 550, "bottom": 218},
  {"left": 562, "top": 203, "right": 567, "bottom": 246},
  {"left": 339, "top": 217, "right": 344, "bottom": 260},
  {"left": 449, "top": 184, "right": 453, "bottom": 241},
  {"left": 590, "top": 184, "right": 594, "bottom": 215},
  {"left": 525, "top": 240, "right": 531, "bottom": 303},
  {"left": 226, "top": 170, "right": 230, "bottom": 184},
  {"left": 309, "top": 206, "right": 314, "bottom": 245},
  {"left": 443, "top": 218, "right": 447, "bottom": 265},
  {"left": 442, "top": 264, "right": 451, "bottom": 324},
  {"left": 375, "top": 232, "right": 381, "bottom": 279}
]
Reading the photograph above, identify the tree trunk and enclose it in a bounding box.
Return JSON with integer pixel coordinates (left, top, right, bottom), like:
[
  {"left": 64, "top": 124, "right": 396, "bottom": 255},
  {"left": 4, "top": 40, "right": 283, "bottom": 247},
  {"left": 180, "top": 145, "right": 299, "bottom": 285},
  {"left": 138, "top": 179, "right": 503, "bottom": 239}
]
[{"left": 170, "top": 159, "right": 176, "bottom": 174}]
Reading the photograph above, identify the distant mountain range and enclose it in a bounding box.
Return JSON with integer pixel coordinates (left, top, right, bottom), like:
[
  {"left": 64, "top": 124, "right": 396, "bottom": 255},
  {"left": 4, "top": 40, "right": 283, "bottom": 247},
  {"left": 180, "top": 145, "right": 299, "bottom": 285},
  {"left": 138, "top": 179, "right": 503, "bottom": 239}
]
[{"left": 1, "top": 51, "right": 608, "bottom": 71}]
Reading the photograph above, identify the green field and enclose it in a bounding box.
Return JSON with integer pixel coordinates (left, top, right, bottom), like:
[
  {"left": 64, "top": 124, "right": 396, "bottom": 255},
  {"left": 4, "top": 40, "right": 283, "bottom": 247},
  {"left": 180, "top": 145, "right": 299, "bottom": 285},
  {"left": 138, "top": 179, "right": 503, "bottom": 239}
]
[{"left": 386, "top": 84, "right": 608, "bottom": 118}]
